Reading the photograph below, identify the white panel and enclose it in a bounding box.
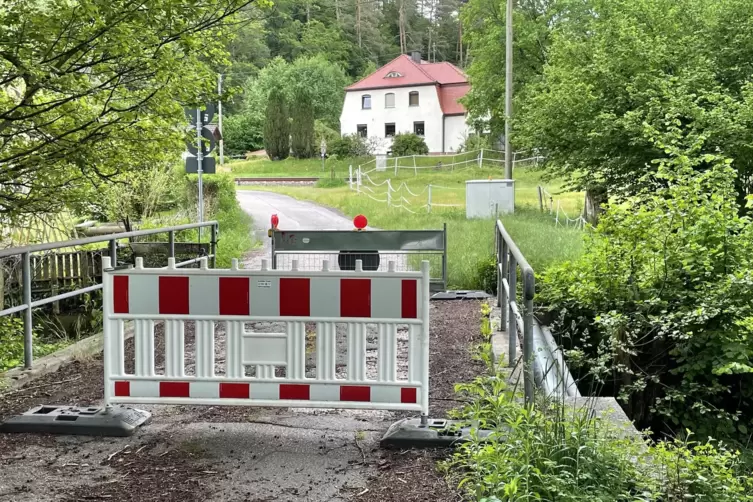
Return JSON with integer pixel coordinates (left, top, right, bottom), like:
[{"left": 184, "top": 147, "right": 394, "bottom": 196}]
[
  {"left": 226, "top": 321, "right": 244, "bottom": 378},
  {"left": 130, "top": 380, "right": 160, "bottom": 398},
  {"left": 309, "top": 384, "right": 340, "bottom": 402},
  {"left": 310, "top": 278, "right": 340, "bottom": 317},
  {"left": 134, "top": 319, "right": 155, "bottom": 377},
  {"left": 286, "top": 322, "right": 306, "bottom": 380},
  {"left": 370, "top": 278, "right": 401, "bottom": 319},
  {"left": 408, "top": 325, "right": 420, "bottom": 383},
  {"left": 377, "top": 324, "right": 397, "bottom": 382},
  {"left": 250, "top": 277, "right": 280, "bottom": 316},
  {"left": 371, "top": 385, "right": 402, "bottom": 403},
  {"left": 243, "top": 334, "right": 287, "bottom": 365},
  {"left": 129, "top": 275, "right": 159, "bottom": 315},
  {"left": 195, "top": 320, "right": 215, "bottom": 378},
  {"left": 189, "top": 276, "right": 219, "bottom": 315},
  {"left": 316, "top": 322, "right": 336, "bottom": 381},
  {"left": 249, "top": 382, "right": 279, "bottom": 400},
  {"left": 190, "top": 381, "right": 219, "bottom": 399},
  {"left": 164, "top": 320, "right": 185, "bottom": 377},
  {"left": 347, "top": 323, "right": 367, "bottom": 382}
]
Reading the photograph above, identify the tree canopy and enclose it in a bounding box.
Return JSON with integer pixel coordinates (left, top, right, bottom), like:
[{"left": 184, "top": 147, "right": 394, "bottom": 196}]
[{"left": 0, "top": 0, "right": 255, "bottom": 219}]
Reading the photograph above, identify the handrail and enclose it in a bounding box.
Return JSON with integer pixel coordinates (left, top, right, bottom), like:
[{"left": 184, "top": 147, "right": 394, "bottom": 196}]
[
  {"left": 0, "top": 220, "right": 220, "bottom": 370},
  {"left": 495, "top": 219, "right": 580, "bottom": 405}
]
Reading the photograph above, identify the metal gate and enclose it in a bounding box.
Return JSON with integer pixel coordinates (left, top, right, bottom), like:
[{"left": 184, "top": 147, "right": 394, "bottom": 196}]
[
  {"left": 102, "top": 256, "right": 431, "bottom": 414},
  {"left": 270, "top": 224, "right": 447, "bottom": 292}
]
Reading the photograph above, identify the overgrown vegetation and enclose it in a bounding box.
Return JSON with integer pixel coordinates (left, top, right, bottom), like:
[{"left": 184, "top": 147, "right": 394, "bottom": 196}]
[
  {"left": 443, "top": 304, "right": 753, "bottom": 501},
  {"left": 0, "top": 317, "right": 66, "bottom": 373},
  {"left": 539, "top": 149, "right": 753, "bottom": 443},
  {"left": 390, "top": 133, "right": 429, "bottom": 156}
]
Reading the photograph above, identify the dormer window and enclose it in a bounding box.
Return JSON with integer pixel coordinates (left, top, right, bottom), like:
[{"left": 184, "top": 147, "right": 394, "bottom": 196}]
[{"left": 384, "top": 71, "right": 403, "bottom": 78}]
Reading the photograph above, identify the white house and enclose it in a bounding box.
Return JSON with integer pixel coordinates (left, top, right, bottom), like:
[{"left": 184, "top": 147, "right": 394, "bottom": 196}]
[{"left": 340, "top": 52, "right": 472, "bottom": 154}]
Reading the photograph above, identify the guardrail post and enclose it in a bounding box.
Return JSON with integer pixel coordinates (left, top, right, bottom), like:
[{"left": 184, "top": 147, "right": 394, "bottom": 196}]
[
  {"left": 210, "top": 224, "right": 218, "bottom": 268},
  {"left": 523, "top": 269, "right": 535, "bottom": 407},
  {"left": 499, "top": 230, "right": 508, "bottom": 328},
  {"left": 168, "top": 231, "right": 175, "bottom": 259},
  {"left": 441, "top": 223, "right": 448, "bottom": 291},
  {"left": 109, "top": 239, "right": 117, "bottom": 266},
  {"left": 22, "top": 252, "right": 33, "bottom": 369},
  {"left": 507, "top": 254, "right": 517, "bottom": 367}
]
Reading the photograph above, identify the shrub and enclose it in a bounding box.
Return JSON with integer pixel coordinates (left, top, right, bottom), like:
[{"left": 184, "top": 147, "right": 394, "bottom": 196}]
[
  {"left": 0, "top": 317, "right": 65, "bottom": 372},
  {"left": 223, "top": 111, "right": 264, "bottom": 156},
  {"left": 391, "top": 132, "right": 429, "bottom": 156},
  {"left": 330, "top": 134, "right": 368, "bottom": 157},
  {"left": 539, "top": 150, "right": 753, "bottom": 441},
  {"left": 315, "top": 119, "right": 340, "bottom": 145}
]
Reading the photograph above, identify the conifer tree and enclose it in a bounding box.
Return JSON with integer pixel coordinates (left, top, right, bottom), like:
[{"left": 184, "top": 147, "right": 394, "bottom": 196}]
[
  {"left": 263, "top": 88, "right": 290, "bottom": 160},
  {"left": 291, "top": 89, "right": 315, "bottom": 158}
]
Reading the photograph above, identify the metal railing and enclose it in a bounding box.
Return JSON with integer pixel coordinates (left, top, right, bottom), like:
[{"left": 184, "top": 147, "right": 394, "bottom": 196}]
[
  {"left": 0, "top": 221, "right": 219, "bottom": 369},
  {"left": 496, "top": 219, "right": 580, "bottom": 406}
]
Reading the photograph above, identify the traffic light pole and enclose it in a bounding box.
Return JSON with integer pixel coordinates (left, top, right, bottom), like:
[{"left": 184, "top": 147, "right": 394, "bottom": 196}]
[
  {"left": 218, "top": 74, "right": 224, "bottom": 166},
  {"left": 196, "top": 109, "right": 204, "bottom": 239}
]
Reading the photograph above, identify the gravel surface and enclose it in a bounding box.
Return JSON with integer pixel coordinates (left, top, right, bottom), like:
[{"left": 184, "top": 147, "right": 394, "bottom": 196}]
[{"left": 0, "top": 300, "right": 483, "bottom": 502}]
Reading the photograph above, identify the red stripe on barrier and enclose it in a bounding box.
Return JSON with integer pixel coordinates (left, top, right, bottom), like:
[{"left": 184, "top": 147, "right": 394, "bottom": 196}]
[
  {"left": 114, "top": 381, "right": 130, "bottom": 397},
  {"left": 160, "top": 381, "right": 190, "bottom": 398},
  {"left": 401, "top": 280, "right": 417, "bottom": 318},
  {"left": 159, "top": 276, "right": 190, "bottom": 314},
  {"left": 113, "top": 276, "right": 129, "bottom": 314},
  {"left": 280, "top": 278, "right": 310, "bottom": 316},
  {"left": 219, "top": 382, "right": 250, "bottom": 399},
  {"left": 280, "top": 384, "right": 310, "bottom": 400},
  {"left": 340, "top": 385, "right": 371, "bottom": 402},
  {"left": 340, "top": 279, "right": 371, "bottom": 317},
  {"left": 219, "top": 277, "right": 250, "bottom": 315},
  {"left": 400, "top": 387, "right": 417, "bottom": 404}
]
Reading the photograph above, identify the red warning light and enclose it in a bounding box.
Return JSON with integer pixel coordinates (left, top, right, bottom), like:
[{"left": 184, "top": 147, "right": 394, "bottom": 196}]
[
  {"left": 271, "top": 214, "right": 279, "bottom": 229},
  {"left": 353, "top": 214, "right": 368, "bottom": 230}
]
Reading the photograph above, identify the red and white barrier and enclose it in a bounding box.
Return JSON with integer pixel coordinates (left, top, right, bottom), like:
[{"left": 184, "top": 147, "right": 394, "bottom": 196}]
[{"left": 102, "top": 257, "right": 431, "bottom": 414}]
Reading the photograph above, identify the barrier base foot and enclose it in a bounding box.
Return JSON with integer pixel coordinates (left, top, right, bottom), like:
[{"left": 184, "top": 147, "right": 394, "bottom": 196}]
[
  {"left": 0, "top": 405, "right": 151, "bottom": 437},
  {"left": 380, "top": 418, "right": 495, "bottom": 449}
]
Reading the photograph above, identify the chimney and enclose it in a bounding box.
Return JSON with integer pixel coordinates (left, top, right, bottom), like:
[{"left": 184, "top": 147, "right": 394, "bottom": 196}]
[{"left": 410, "top": 51, "right": 422, "bottom": 64}]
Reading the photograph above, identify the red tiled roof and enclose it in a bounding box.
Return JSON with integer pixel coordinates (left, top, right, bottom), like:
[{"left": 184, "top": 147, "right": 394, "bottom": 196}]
[
  {"left": 346, "top": 55, "right": 468, "bottom": 90},
  {"left": 438, "top": 84, "right": 470, "bottom": 115}
]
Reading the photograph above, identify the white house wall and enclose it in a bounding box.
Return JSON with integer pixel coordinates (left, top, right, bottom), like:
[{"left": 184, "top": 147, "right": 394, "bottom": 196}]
[
  {"left": 340, "top": 85, "right": 445, "bottom": 153},
  {"left": 443, "top": 115, "right": 470, "bottom": 153}
]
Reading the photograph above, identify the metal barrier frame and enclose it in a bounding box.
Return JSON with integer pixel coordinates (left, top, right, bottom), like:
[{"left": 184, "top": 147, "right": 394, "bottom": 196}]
[
  {"left": 0, "top": 221, "right": 219, "bottom": 369},
  {"left": 496, "top": 219, "right": 580, "bottom": 405},
  {"left": 271, "top": 225, "right": 447, "bottom": 292}
]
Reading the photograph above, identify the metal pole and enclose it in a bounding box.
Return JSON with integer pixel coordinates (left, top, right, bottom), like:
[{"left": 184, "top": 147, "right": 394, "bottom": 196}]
[
  {"left": 523, "top": 269, "right": 535, "bottom": 407},
  {"left": 168, "top": 231, "right": 175, "bottom": 259},
  {"left": 210, "top": 223, "right": 217, "bottom": 268},
  {"left": 22, "top": 252, "right": 33, "bottom": 369},
  {"left": 427, "top": 185, "right": 432, "bottom": 213},
  {"left": 504, "top": 0, "right": 513, "bottom": 180},
  {"left": 109, "top": 239, "right": 117, "bottom": 265},
  {"left": 196, "top": 109, "right": 204, "bottom": 240},
  {"left": 441, "top": 223, "right": 447, "bottom": 291},
  {"left": 507, "top": 254, "right": 517, "bottom": 367},
  {"left": 218, "top": 74, "right": 224, "bottom": 166}
]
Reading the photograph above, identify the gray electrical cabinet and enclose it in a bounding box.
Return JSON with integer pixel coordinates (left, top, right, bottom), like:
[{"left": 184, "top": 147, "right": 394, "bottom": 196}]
[{"left": 465, "top": 179, "right": 515, "bottom": 218}]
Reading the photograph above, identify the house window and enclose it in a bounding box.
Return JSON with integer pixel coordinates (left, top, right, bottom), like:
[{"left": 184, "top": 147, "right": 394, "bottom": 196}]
[
  {"left": 385, "top": 93, "right": 395, "bottom": 108},
  {"left": 409, "top": 91, "right": 419, "bottom": 107},
  {"left": 357, "top": 124, "right": 368, "bottom": 137},
  {"left": 362, "top": 95, "right": 371, "bottom": 109},
  {"left": 385, "top": 123, "right": 396, "bottom": 137},
  {"left": 413, "top": 121, "right": 425, "bottom": 136},
  {"left": 385, "top": 71, "right": 403, "bottom": 78}
]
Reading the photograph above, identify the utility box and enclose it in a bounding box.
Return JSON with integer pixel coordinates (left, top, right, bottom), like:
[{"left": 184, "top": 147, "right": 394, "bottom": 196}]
[
  {"left": 376, "top": 154, "right": 387, "bottom": 171},
  {"left": 465, "top": 179, "right": 515, "bottom": 219}
]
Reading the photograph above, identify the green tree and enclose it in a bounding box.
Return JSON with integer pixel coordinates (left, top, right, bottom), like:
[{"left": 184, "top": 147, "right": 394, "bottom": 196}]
[
  {"left": 263, "top": 88, "right": 290, "bottom": 159},
  {"left": 291, "top": 89, "right": 315, "bottom": 158},
  {"left": 0, "top": 0, "right": 255, "bottom": 220}
]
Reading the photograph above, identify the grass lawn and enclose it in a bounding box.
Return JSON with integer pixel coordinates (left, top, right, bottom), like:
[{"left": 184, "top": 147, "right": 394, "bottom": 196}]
[{"left": 239, "top": 176, "right": 584, "bottom": 289}]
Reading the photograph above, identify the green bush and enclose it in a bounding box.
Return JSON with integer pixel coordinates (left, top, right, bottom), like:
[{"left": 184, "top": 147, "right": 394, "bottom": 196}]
[
  {"left": 391, "top": 132, "right": 428, "bottom": 156},
  {"left": 330, "top": 134, "right": 368, "bottom": 157},
  {"left": 539, "top": 150, "right": 753, "bottom": 441},
  {"left": 474, "top": 257, "right": 497, "bottom": 294},
  {"left": 0, "top": 317, "right": 65, "bottom": 372},
  {"left": 223, "top": 111, "right": 264, "bottom": 156}
]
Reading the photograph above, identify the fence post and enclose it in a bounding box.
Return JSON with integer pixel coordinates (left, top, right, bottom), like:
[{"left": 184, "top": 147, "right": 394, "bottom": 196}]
[
  {"left": 0, "top": 261, "right": 4, "bottom": 310},
  {"left": 499, "top": 230, "right": 508, "bottom": 328},
  {"left": 413, "top": 155, "right": 417, "bottom": 176},
  {"left": 357, "top": 167, "right": 361, "bottom": 194},
  {"left": 210, "top": 224, "right": 218, "bottom": 268},
  {"left": 22, "top": 251, "right": 33, "bottom": 369},
  {"left": 523, "top": 269, "right": 536, "bottom": 407},
  {"left": 387, "top": 183, "right": 392, "bottom": 207},
  {"left": 394, "top": 156, "right": 398, "bottom": 176},
  {"left": 507, "top": 254, "right": 517, "bottom": 367},
  {"left": 349, "top": 165, "right": 353, "bottom": 189},
  {"left": 168, "top": 231, "right": 175, "bottom": 259},
  {"left": 537, "top": 186, "right": 544, "bottom": 212},
  {"left": 109, "top": 239, "right": 117, "bottom": 266},
  {"left": 427, "top": 185, "right": 432, "bottom": 213},
  {"left": 478, "top": 148, "right": 484, "bottom": 168}
]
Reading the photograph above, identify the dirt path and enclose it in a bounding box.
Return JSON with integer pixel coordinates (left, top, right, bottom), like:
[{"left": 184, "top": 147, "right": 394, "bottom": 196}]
[{"left": 0, "top": 300, "right": 483, "bottom": 502}]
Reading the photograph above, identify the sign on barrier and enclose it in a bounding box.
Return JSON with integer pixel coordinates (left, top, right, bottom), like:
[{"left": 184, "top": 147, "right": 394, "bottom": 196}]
[{"left": 102, "top": 257, "right": 431, "bottom": 415}]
